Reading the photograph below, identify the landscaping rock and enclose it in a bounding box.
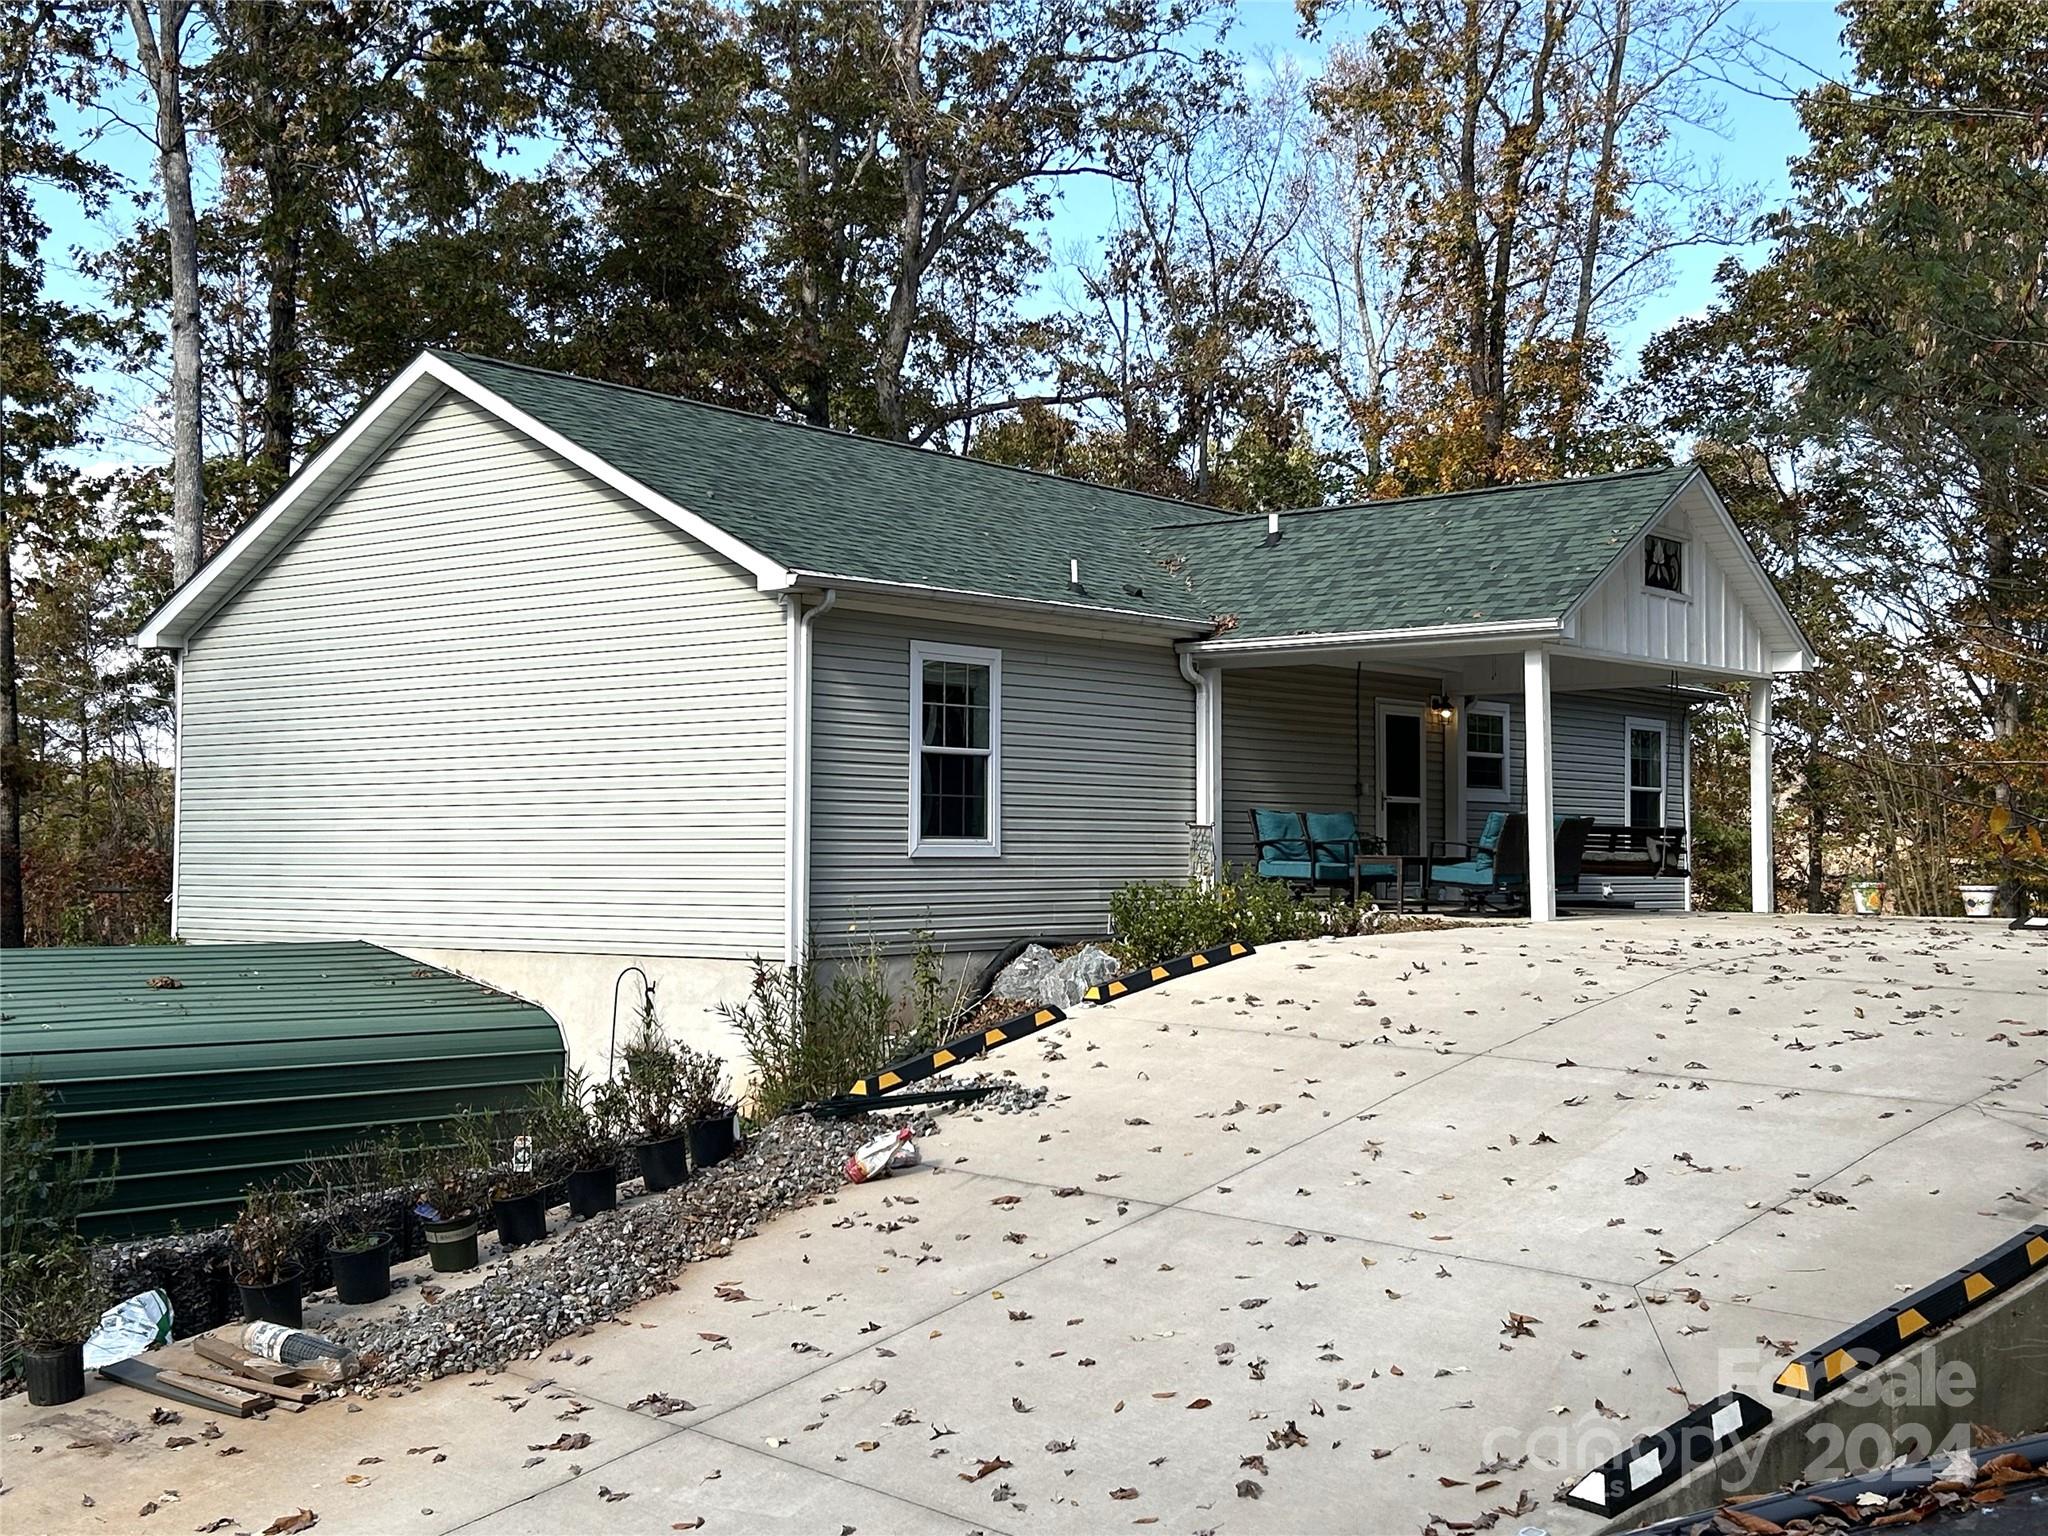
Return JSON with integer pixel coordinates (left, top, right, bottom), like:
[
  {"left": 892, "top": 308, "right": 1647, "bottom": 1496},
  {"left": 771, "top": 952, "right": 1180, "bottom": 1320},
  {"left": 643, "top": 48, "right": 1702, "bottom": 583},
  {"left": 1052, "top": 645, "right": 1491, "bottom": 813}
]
[{"left": 994, "top": 943, "right": 1118, "bottom": 1009}]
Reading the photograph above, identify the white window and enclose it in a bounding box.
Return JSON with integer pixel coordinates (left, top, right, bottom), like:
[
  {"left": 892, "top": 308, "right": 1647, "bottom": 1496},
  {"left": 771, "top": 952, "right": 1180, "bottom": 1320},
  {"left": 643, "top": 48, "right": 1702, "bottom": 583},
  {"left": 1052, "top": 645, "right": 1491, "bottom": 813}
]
[
  {"left": 908, "top": 641, "right": 1001, "bottom": 857},
  {"left": 1625, "top": 717, "right": 1667, "bottom": 827},
  {"left": 1464, "top": 702, "right": 1511, "bottom": 803},
  {"left": 1644, "top": 533, "right": 1686, "bottom": 595}
]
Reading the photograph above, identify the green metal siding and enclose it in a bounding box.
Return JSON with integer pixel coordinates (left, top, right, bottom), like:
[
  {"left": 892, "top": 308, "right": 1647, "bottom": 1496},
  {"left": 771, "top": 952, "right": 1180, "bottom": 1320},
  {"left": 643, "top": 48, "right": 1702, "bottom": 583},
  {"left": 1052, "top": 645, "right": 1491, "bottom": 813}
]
[{"left": 0, "top": 941, "right": 564, "bottom": 1237}]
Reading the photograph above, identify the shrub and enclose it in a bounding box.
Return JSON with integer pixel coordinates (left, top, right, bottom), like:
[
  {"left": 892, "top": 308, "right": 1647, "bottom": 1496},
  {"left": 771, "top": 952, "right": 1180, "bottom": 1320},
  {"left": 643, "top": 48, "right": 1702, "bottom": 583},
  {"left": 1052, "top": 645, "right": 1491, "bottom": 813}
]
[
  {"left": 527, "top": 1070, "right": 627, "bottom": 1175},
  {"left": 723, "top": 937, "right": 943, "bottom": 1119},
  {"left": 2, "top": 1239, "right": 104, "bottom": 1347},
  {"left": 1108, "top": 867, "right": 1335, "bottom": 967},
  {"left": 1, "top": 1076, "right": 112, "bottom": 1264},
  {"left": 230, "top": 1184, "right": 306, "bottom": 1284}
]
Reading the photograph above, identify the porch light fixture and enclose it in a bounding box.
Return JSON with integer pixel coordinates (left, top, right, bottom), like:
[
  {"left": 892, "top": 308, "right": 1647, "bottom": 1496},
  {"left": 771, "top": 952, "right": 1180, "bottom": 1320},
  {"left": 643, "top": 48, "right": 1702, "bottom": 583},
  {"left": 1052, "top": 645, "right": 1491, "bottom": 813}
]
[{"left": 1428, "top": 694, "right": 1455, "bottom": 724}]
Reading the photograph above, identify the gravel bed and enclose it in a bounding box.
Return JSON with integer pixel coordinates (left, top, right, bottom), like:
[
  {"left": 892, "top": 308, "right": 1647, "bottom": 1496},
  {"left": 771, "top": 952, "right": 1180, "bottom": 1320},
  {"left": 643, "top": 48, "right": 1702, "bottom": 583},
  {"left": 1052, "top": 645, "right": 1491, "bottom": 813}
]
[{"left": 335, "top": 1112, "right": 889, "bottom": 1384}]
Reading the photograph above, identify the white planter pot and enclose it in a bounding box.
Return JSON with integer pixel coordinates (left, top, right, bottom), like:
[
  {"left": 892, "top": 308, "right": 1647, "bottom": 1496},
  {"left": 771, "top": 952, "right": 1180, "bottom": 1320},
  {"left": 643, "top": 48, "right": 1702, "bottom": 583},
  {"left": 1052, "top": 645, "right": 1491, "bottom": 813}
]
[
  {"left": 1958, "top": 884, "right": 1997, "bottom": 918},
  {"left": 1848, "top": 880, "right": 1885, "bottom": 916}
]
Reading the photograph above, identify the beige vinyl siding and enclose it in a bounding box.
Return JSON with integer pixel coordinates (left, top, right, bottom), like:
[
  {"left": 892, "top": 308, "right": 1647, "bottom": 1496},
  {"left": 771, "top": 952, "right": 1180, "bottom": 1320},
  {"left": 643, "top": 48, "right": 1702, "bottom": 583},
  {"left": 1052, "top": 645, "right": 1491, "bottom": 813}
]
[
  {"left": 175, "top": 390, "right": 787, "bottom": 956},
  {"left": 1464, "top": 689, "right": 1690, "bottom": 911},
  {"left": 1220, "top": 666, "right": 1443, "bottom": 866},
  {"left": 808, "top": 608, "right": 1193, "bottom": 948}
]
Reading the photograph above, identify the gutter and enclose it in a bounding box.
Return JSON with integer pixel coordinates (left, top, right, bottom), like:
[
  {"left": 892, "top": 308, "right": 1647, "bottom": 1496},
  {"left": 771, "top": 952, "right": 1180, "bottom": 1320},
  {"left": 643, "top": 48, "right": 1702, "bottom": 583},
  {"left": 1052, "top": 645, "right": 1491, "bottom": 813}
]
[
  {"left": 1182, "top": 618, "right": 1561, "bottom": 658},
  {"left": 784, "top": 588, "right": 837, "bottom": 966},
  {"left": 1178, "top": 650, "right": 1221, "bottom": 879},
  {"left": 764, "top": 569, "right": 1207, "bottom": 637}
]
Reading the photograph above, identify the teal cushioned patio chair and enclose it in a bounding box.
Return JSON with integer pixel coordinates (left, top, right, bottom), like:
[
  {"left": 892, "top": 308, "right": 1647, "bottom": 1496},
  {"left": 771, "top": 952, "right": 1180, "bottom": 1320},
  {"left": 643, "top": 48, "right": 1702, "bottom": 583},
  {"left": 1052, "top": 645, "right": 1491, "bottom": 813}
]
[
  {"left": 1249, "top": 808, "right": 1314, "bottom": 885},
  {"left": 1305, "top": 810, "right": 1396, "bottom": 896},
  {"left": 1429, "top": 812, "right": 1530, "bottom": 909},
  {"left": 1431, "top": 813, "right": 1597, "bottom": 911}
]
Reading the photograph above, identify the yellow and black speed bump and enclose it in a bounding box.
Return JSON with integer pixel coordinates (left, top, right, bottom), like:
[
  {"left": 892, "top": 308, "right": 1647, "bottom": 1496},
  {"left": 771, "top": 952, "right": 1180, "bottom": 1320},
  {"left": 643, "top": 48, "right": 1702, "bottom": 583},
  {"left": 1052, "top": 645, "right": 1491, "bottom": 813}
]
[
  {"left": 833, "top": 1005, "right": 1067, "bottom": 1103},
  {"left": 1082, "top": 941, "right": 1254, "bottom": 1004},
  {"left": 1773, "top": 1223, "right": 2047, "bottom": 1400}
]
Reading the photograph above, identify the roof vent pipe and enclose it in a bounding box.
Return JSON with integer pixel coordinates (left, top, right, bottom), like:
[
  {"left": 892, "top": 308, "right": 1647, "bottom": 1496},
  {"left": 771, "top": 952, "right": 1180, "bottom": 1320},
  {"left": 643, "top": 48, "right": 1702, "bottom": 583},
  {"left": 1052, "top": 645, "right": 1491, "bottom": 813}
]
[
  {"left": 1068, "top": 558, "right": 1082, "bottom": 590},
  {"left": 1266, "top": 512, "right": 1281, "bottom": 545}
]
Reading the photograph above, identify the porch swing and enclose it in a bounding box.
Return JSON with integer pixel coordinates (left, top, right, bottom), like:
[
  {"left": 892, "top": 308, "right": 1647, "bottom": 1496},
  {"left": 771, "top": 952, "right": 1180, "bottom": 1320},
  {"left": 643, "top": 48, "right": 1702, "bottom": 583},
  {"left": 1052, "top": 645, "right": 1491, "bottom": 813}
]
[{"left": 1577, "top": 669, "right": 1693, "bottom": 883}]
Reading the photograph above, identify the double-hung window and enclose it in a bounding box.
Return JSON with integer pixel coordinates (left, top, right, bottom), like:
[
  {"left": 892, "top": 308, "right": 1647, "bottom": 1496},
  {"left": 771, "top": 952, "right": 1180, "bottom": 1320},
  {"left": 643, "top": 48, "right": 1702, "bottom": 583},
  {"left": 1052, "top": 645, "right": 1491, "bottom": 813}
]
[
  {"left": 908, "top": 642, "right": 1001, "bottom": 856},
  {"left": 1464, "top": 703, "right": 1510, "bottom": 802},
  {"left": 1625, "top": 717, "right": 1667, "bottom": 828}
]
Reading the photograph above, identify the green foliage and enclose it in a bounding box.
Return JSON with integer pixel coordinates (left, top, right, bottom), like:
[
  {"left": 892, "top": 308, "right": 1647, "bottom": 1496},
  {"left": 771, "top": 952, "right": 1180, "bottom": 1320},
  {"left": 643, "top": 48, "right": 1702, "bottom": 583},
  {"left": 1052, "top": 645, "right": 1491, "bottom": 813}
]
[
  {"left": 1686, "top": 813, "right": 1751, "bottom": 914},
  {"left": 617, "top": 986, "right": 730, "bottom": 1141},
  {"left": 527, "top": 1070, "right": 628, "bottom": 1175},
  {"left": 229, "top": 1183, "right": 305, "bottom": 1285},
  {"left": 1106, "top": 868, "right": 1377, "bottom": 968},
  {"left": 1, "top": 1239, "right": 104, "bottom": 1348},
  {"left": 0, "top": 1077, "right": 112, "bottom": 1262},
  {"left": 722, "top": 940, "right": 941, "bottom": 1120}
]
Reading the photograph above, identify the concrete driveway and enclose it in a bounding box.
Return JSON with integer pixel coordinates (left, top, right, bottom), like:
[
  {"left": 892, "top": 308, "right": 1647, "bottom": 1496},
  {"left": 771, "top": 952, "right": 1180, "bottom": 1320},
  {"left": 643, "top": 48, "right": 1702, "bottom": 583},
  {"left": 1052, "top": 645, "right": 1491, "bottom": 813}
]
[{"left": 6, "top": 914, "right": 2043, "bottom": 1536}]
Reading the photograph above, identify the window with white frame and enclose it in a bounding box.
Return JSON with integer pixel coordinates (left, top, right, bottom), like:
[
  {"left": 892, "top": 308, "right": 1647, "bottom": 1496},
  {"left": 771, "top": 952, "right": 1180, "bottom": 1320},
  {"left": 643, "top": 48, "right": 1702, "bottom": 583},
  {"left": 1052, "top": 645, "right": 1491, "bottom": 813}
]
[
  {"left": 1464, "top": 703, "right": 1511, "bottom": 802},
  {"left": 1625, "top": 717, "right": 1667, "bottom": 827},
  {"left": 908, "top": 642, "right": 1001, "bottom": 856},
  {"left": 1644, "top": 533, "right": 1685, "bottom": 594}
]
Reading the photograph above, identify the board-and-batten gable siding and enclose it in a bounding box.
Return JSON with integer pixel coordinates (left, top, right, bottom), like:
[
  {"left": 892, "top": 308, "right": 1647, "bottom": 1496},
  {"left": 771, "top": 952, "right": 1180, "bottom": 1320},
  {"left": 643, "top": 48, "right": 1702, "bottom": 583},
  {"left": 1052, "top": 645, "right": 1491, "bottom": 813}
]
[
  {"left": 1219, "top": 666, "right": 1443, "bottom": 867},
  {"left": 808, "top": 608, "right": 1192, "bottom": 949},
  {"left": 1568, "top": 498, "right": 1774, "bottom": 673},
  {"left": 1462, "top": 689, "right": 1690, "bottom": 910},
  {"left": 175, "top": 390, "right": 788, "bottom": 956}
]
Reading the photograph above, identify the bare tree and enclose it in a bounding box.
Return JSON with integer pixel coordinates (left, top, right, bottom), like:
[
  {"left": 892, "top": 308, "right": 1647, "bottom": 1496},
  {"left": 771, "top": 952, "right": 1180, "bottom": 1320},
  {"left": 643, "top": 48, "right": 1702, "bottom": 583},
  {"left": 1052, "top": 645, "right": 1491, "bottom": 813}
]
[{"left": 121, "top": 0, "right": 206, "bottom": 582}]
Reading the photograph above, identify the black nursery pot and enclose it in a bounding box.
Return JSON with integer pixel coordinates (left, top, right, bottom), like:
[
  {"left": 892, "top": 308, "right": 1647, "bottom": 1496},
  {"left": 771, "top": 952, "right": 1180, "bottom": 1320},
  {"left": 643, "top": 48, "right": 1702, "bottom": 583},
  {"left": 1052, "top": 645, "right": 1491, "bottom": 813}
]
[
  {"left": 21, "top": 1340, "right": 86, "bottom": 1407},
  {"left": 636, "top": 1133, "right": 689, "bottom": 1192},
  {"left": 492, "top": 1191, "right": 549, "bottom": 1248},
  {"left": 327, "top": 1235, "right": 392, "bottom": 1305},
  {"left": 236, "top": 1264, "right": 305, "bottom": 1329},
  {"left": 687, "top": 1110, "right": 739, "bottom": 1171},
  {"left": 567, "top": 1165, "right": 618, "bottom": 1218}
]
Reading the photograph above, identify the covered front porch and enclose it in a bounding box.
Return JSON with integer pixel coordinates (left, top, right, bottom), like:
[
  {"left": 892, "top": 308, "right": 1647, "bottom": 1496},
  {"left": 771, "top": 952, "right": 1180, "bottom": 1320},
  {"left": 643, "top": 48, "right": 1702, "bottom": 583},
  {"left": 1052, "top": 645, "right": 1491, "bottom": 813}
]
[{"left": 1200, "top": 652, "right": 1712, "bottom": 917}]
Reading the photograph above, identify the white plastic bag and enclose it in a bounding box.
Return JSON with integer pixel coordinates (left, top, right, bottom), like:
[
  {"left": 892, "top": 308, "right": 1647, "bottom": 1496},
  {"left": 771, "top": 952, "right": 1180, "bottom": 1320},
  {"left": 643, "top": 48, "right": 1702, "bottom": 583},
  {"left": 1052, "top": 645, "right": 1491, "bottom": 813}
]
[
  {"left": 844, "top": 1126, "right": 915, "bottom": 1184},
  {"left": 82, "top": 1288, "right": 174, "bottom": 1369}
]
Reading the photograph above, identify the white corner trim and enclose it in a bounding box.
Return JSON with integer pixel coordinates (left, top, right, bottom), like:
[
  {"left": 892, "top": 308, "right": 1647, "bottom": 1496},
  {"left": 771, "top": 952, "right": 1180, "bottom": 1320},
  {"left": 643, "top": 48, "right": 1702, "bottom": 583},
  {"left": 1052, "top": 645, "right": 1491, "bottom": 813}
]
[
  {"left": 137, "top": 350, "right": 790, "bottom": 650},
  {"left": 906, "top": 639, "right": 1002, "bottom": 859}
]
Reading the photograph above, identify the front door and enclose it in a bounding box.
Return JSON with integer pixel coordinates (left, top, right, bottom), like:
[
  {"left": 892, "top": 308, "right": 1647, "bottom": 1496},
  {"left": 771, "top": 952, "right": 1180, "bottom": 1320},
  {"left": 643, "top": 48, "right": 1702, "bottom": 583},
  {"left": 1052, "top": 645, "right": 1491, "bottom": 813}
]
[{"left": 1377, "top": 703, "right": 1425, "bottom": 855}]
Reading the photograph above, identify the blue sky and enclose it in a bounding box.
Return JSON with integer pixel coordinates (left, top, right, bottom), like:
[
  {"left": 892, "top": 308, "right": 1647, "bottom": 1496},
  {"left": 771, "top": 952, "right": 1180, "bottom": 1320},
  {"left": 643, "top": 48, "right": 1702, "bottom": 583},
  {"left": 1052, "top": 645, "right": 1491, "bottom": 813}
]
[{"left": 37, "top": 0, "right": 1852, "bottom": 460}]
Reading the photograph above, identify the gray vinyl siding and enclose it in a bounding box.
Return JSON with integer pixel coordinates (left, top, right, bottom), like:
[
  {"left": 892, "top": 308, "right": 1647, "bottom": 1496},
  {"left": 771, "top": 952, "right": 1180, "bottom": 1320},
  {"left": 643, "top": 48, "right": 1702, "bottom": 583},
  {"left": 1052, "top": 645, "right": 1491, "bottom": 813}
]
[
  {"left": 175, "top": 390, "right": 788, "bottom": 956},
  {"left": 1464, "top": 689, "right": 1690, "bottom": 911},
  {"left": 808, "top": 609, "right": 1193, "bottom": 948},
  {"left": 1220, "top": 666, "right": 1443, "bottom": 866}
]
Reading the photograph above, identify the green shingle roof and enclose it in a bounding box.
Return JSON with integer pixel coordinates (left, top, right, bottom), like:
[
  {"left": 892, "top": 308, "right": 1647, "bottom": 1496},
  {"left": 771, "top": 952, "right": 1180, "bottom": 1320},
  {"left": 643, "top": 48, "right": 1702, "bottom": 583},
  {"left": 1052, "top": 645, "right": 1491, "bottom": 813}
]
[
  {"left": 434, "top": 352, "right": 1691, "bottom": 640},
  {"left": 1157, "top": 467, "right": 1695, "bottom": 640},
  {"left": 434, "top": 351, "right": 1228, "bottom": 624}
]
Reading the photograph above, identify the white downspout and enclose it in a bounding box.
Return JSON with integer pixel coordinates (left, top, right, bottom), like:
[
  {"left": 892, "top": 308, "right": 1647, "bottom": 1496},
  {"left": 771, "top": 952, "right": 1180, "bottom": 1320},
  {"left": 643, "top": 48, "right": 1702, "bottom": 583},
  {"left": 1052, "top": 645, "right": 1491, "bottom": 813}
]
[
  {"left": 784, "top": 589, "right": 837, "bottom": 965},
  {"left": 1179, "top": 651, "right": 1222, "bottom": 880}
]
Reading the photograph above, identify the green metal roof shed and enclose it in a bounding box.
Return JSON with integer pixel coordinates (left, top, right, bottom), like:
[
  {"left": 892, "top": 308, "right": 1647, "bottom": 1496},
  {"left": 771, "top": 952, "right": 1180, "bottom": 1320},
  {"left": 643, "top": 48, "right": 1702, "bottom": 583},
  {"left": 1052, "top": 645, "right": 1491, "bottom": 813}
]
[{"left": 0, "top": 942, "right": 565, "bottom": 1237}]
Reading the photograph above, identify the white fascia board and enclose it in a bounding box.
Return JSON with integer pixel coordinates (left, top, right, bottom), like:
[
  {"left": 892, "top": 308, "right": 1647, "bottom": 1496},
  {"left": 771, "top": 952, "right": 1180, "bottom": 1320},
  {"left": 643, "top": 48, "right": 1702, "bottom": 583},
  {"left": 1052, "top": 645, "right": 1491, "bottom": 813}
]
[
  {"left": 137, "top": 350, "right": 790, "bottom": 650},
  {"left": 1181, "top": 618, "right": 1562, "bottom": 659},
  {"left": 137, "top": 354, "right": 444, "bottom": 648},
  {"left": 1687, "top": 473, "right": 1820, "bottom": 663}
]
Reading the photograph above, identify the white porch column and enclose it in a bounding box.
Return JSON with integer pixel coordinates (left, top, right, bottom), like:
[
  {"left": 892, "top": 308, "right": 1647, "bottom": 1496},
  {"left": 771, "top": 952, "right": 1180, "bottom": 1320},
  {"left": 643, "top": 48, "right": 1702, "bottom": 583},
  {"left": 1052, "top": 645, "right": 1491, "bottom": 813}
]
[
  {"left": 1749, "top": 679, "right": 1774, "bottom": 913},
  {"left": 1442, "top": 678, "right": 1465, "bottom": 847},
  {"left": 1523, "top": 647, "right": 1556, "bottom": 921}
]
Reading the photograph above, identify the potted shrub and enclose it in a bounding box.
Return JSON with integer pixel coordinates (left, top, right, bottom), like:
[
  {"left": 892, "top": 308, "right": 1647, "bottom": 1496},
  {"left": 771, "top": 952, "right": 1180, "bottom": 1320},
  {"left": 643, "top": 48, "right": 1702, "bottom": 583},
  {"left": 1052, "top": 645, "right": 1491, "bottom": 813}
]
[
  {"left": 231, "top": 1185, "right": 307, "bottom": 1329},
  {"left": 462, "top": 1111, "right": 549, "bottom": 1249},
  {"left": 533, "top": 1071, "right": 626, "bottom": 1219},
  {"left": 621, "top": 994, "right": 689, "bottom": 1191},
  {"left": 3, "top": 1241, "right": 102, "bottom": 1406},
  {"left": 678, "top": 1046, "right": 739, "bottom": 1172},
  {"left": 308, "top": 1142, "right": 392, "bottom": 1306},
  {"left": 413, "top": 1136, "right": 482, "bottom": 1274}
]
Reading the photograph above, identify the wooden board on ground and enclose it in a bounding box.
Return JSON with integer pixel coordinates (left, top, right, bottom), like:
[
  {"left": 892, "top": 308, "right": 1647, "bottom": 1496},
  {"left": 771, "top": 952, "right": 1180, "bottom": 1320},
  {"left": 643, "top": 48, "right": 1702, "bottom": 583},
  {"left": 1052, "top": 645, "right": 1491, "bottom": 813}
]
[
  {"left": 192, "top": 1333, "right": 298, "bottom": 1383},
  {"left": 171, "top": 1361, "right": 323, "bottom": 1403},
  {"left": 97, "top": 1358, "right": 273, "bottom": 1416}
]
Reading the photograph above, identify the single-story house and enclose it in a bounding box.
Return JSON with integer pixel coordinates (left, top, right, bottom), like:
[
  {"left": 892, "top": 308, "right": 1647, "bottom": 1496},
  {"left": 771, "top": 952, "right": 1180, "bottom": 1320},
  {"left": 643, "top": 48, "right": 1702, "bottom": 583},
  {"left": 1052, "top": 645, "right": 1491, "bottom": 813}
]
[{"left": 139, "top": 350, "right": 1812, "bottom": 1066}]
